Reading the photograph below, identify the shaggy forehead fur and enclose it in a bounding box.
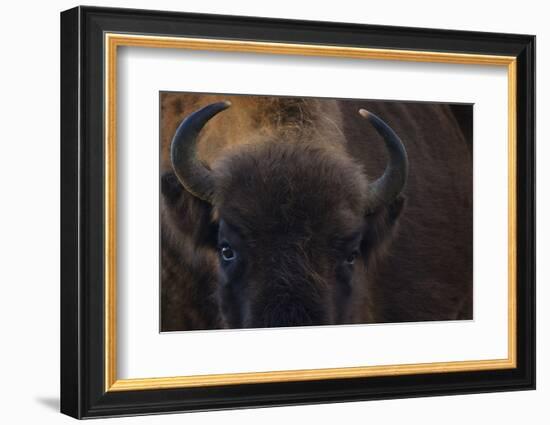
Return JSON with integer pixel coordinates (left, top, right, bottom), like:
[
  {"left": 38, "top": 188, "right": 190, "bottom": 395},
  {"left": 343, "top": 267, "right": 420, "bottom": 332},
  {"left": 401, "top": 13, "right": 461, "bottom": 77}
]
[{"left": 212, "top": 140, "right": 368, "bottom": 242}]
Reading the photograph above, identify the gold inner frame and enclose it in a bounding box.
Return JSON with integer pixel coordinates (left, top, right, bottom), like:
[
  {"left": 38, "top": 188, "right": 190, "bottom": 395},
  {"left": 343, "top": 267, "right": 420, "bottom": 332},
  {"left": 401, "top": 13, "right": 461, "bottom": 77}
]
[{"left": 104, "top": 33, "right": 518, "bottom": 392}]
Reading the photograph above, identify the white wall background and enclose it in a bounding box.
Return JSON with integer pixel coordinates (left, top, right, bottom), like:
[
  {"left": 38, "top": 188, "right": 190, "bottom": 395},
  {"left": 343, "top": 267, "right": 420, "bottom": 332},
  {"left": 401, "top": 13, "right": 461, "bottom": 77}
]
[{"left": 0, "top": 0, "right": 545, "bottom": 423}]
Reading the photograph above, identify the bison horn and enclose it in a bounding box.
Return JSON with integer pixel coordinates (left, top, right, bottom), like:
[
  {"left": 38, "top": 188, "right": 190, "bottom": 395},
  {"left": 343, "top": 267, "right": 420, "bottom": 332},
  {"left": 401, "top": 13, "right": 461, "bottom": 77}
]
[
  {"left": 359, "top": 109, "right": 409, "bottom": 212},
  {"left": 170, "top": 101, "right": 231, "bottom": 203}
]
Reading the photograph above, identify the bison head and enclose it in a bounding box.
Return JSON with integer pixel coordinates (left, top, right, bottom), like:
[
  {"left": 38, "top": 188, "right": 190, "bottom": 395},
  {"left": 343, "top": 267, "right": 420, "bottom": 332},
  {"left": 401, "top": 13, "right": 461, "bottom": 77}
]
[{"left": 169, "top": 101, "right": 408, "bottom": 328}]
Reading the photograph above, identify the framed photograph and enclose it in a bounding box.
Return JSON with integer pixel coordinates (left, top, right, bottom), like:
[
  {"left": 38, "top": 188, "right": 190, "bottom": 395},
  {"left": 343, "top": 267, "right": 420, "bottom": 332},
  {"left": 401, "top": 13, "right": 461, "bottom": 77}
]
[{"left": 60, "top": 6, "right": 535, "bottom": 419}]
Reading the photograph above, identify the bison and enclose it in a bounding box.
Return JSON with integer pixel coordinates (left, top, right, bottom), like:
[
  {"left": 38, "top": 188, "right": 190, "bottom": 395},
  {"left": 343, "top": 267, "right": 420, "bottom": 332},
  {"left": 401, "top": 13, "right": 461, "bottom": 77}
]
[{"left": 160, "top": 94, "right": 472, "bottom": 331}]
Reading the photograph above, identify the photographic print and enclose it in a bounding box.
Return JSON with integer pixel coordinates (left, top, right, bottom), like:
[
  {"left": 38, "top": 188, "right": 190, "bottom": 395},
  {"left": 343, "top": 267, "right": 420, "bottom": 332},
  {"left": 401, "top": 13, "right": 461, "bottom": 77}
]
[
  {"left": 160, "top": 93, "right": 473, "bottom": 332},
  {"left": 61, "top": 7, "right": 535, "bottom": 417}
]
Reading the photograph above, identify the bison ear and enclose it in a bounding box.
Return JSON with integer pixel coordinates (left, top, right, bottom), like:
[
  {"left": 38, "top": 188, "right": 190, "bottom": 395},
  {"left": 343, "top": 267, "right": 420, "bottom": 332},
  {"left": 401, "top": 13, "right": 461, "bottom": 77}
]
[
  {"left": 361, "top": 195, "right": 406, "bottom": 263},
  {"left": 161, "top": 171, "right": 218, "bottom": 250}
]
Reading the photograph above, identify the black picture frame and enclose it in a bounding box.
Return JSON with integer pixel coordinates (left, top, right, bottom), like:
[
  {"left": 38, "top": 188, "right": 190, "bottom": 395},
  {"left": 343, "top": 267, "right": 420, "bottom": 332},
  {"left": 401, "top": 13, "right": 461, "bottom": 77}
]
[{"left": 60, "top": 5, "right": 535, "bottom": 419}]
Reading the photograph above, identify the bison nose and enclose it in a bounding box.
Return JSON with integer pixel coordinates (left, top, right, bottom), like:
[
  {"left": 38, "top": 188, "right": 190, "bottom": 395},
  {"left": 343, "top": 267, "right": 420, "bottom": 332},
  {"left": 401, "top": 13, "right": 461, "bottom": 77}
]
[{"left": 255, "top": 299, "right": 326, "bottom": 328}]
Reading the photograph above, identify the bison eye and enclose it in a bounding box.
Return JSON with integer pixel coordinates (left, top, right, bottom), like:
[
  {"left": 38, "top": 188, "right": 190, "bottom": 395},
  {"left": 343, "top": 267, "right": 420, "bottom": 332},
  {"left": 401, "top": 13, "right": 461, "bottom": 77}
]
[
  {"left": 220, "top": 244, "right": 237, "bottom": 262},
  {"left": 345, "top": 251, "right": 359, "bottom": 265}
]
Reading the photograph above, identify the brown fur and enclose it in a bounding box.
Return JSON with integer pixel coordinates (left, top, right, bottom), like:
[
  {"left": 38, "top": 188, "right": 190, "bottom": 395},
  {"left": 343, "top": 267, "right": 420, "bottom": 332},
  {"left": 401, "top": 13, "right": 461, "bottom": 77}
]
[
  {"left": 340, "top": 100, "right": 473, "bottom": 322},
  {"left": 160, "top": 93, "right": 345, "bottom": 171},
  {"left": 212, "top": 140, "right": 370, "bottom": 327},
  {"left": 160, "top": 93, "right": 472, "bottom": 330}
]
